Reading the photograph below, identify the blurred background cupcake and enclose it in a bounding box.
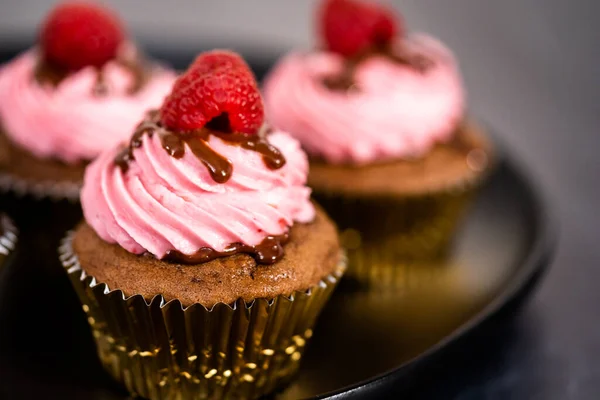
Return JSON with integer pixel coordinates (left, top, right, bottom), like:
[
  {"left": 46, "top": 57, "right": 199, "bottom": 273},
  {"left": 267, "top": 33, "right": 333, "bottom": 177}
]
[
  {"left": 0, "top": 1, "right": 176, "bottom": 200},
  {"left": 263, "top": 0, "right": 493, "bottom": 288},
  {"left": 0, "top": 1, "right": 176, "bottom": 283},
  {"left": 61, "top": 50, "right": 344, "bottom": 399}
]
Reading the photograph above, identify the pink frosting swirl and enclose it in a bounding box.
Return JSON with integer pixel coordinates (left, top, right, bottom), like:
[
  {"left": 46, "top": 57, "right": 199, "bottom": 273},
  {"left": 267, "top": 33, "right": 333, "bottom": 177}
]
[
  {"left": 81, "top": 129, "right": 315, "bottom": 258},
  {"left": 0, "top": 49, "right": 176, "bottom": 164},
  {"left": 263, "top": 35, "right": 465, "bottom": 164}
]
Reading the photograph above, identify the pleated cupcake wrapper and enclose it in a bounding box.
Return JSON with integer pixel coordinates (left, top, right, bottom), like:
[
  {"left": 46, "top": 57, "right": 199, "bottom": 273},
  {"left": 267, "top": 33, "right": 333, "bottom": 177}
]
[
  {"left": 0, "top": 171, "right": 81, "bottom": 202},
  {"left": 60, "top": 233, "right": 345, "bottom": 400},
  {"left": 0, "top": 172, "right": 82, "bottom": 279},
  {"left": 0, "top": 214, "right": 18, "bottom": 271},
  {"left": 313, "top": 172, "right": 485, "bottom": 290}
]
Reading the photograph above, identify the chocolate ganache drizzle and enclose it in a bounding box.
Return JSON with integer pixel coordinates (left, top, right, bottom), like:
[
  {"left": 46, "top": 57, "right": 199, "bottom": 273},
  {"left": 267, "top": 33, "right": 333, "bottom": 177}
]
[
  {"left": 165, "top": 232, "right": 290, "bottom": 265},
  {"left": 115, "top": 111, "right": 286, "bottom": 184},
  {"left": 323, "top": 43, "right": 434, "bottom": 91},
  {"left": 35, "top": 51, "right": 150, "bottom": 96}
]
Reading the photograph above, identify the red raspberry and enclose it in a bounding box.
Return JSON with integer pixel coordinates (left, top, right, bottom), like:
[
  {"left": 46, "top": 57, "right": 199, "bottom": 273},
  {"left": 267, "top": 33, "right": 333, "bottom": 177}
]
[
  {"left": 190, "top": 50, "right": 251, "bottom": 75},
  {"left": 319, "top": 0, "right": 401, "bottom": 57},
  {"left": 160, "top": 51, "right": 264, "bottom": 135},
  {"left": 39, "top": 1, "right": 125, "bottom": 71}
]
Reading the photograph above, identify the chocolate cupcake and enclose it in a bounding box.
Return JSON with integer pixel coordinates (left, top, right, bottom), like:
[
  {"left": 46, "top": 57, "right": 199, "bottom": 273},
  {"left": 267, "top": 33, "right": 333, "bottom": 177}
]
[
  {"left": 0, "top": 2, "right": 176, "bottom": 284},
  {"left": 0, "top": 2, "right": 176, "bottom": 200},
  {"left": 263, "top": 0, "right": 493, "bottom": 287},
  {"left": 61, "top": 50, "right": 344, "bottom": 399}
]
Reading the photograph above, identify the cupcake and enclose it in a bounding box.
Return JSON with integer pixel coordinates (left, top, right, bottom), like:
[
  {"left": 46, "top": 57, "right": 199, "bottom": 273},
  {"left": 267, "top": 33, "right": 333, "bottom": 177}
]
[
  {"left": 0, "top": 214, "right": 18, "bottom": 276},
  {"left": 61, "top": 50, "right": 344, "bottom": 399},
  {"left": 0, "top": 2, "right": 176, "bottom": 284},
  {"left": 263, "top": 0, "right": 493, "bottom": 287},
  {"left": 0, "top": 1, "right": 176, "bottom": 200}
]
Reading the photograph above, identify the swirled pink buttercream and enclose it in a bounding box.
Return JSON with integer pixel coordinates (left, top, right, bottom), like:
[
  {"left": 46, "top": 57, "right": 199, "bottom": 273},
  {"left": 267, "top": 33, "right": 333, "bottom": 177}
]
[
  {"left": 263, "top": 35, "right": 465, "bottom": 164},
  {"left": 81, "top": 130, "right": 315, "bottom": 258},
  {"left": 0, "top": 49, "right": 176, "bottom": 164}
]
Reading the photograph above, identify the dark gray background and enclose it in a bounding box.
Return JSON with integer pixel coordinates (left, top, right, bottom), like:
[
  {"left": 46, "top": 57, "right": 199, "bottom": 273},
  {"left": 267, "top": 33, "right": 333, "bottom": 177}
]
[{"left": 0, "top": 1, "right": 598, "bottom": 398}]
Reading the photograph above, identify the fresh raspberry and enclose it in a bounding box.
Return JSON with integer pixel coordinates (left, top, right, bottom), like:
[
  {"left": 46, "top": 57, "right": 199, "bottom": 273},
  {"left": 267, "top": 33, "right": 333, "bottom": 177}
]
[
  {"left": 190, "top": 50, "right": 251, "bottom": 75},
  {"left": 160, "top": 51, "right": 264, "bottom": 134},
  {"left": 39, "top": 1, "right": 125, "bottom": 71},
  {"left": 319, "top": 0, "right": 401, "bottom": 57}
]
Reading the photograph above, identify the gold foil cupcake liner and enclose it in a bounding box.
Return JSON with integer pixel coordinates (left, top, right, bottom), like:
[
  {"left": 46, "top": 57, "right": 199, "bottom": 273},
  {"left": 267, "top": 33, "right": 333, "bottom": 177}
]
[
  {"left": 60, "top": 233, "right": 345, "bottom": 400},
  {"left": 0, "top": 214, "right": 18, "bottom": 272},
  {"left": 313, "top": 175, "right": 484, "bottom": 290},
  {"left": 0, "top": 171, "right": 81, "bottom": 202}
]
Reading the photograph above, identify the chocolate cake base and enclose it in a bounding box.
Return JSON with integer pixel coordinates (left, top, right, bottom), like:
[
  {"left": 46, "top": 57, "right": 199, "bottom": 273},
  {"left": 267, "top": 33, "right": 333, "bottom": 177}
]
[
  {"left": 0, "top": 130, "right": 84, "bottom": 278},
  {"left": 307, "top": 123, "right": 493, "bottom": 288},
  {"left": 0, "top": 129, "right": 86, "bottom": 184},
  {"left": 72, "top": 205, "right": 341, "bottom": 307},
  {"left": 308, "top": 123, "right": 493, "bottom": 197}
]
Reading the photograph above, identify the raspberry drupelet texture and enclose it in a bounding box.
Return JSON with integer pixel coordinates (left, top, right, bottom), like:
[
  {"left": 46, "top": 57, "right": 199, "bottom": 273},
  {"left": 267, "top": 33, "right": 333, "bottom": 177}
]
[
  {"left": 319, "top": 0, "right": 402, "bottom": 57},
  {"left": 190, "top": 50, "right": 251, "bottom": 75},
  {"left": 39, "top": 1, "right": 125, "bottom": 71},
  {"left": 160, "top": 51, "right": 265, "bottom": 134}
]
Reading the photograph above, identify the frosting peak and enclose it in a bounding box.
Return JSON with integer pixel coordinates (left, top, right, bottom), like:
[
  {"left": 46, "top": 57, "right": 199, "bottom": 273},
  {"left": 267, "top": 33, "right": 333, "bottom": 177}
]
[
  {"left": 81, "top": 124, "right": 315, "bottom": 264},
  {"left": 263, "top": 34, "right": 465, "bottom": 164}
]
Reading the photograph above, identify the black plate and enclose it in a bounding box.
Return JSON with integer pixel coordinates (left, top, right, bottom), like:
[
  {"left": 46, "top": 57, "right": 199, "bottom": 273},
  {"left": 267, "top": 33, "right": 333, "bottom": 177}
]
[
  {"left": 0, "top": 158, "right": 554, "bottom": 400},
  {"left": 0, "top": 49, "right": 555, "bottom": 399}
]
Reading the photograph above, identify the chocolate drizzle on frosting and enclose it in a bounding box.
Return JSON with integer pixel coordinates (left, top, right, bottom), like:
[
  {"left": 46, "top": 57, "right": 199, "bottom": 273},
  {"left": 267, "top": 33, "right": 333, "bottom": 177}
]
[
  {"left": 164, "top": 232, "right": 290, "bottom": 265},
  {"left": 323, "top": 43, "right": 434, "bottom": 91},
  {"left": 114, "top": 111, "right": 286, "bottom": 184},
  {"left": 34, "top": 51, "right": 150, "bottom": 96}
]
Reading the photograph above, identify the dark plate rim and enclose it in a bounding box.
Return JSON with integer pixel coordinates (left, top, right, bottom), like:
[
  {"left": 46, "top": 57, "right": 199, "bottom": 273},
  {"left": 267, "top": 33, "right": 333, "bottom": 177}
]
[{"left": 312, "top": 152, "right": 558, "bottom": 399}]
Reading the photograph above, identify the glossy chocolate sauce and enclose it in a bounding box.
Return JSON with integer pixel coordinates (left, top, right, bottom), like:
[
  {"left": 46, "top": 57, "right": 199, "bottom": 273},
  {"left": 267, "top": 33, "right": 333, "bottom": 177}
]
[
  {"left": 35, "top": 52, "right": 150, "bottom": 96},
  {"left": 164, "top": 232, "right": 290, "bottom": 265},
  {"left": 323, "top": 43, "right": 434, "bottom": 91},
  {"left": 114, "top": 111, "right": 286, "bottom": 184}
]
